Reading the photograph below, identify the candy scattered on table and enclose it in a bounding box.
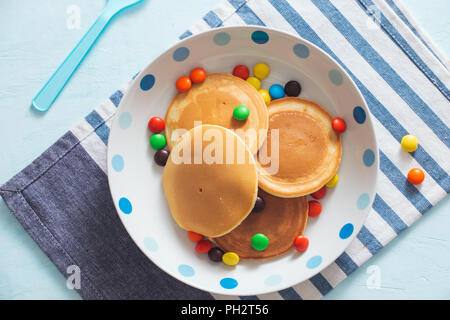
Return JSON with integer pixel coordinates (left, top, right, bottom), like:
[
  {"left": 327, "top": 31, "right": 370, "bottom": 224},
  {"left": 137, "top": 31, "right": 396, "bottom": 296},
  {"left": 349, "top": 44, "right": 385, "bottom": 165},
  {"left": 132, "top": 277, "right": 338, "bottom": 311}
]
[
  {"left": 150, "top": 133, "right": 167, "bottom": 150},
  {"left": 294, "top": 235, "right": 309, "bottom": 252},
  {"left": 148, "top": 116, "right": 165, "bottom": 133},
  {"left": 284, "top": 80, "right": 301, "bottom": 97},
  {"left": 222, "top": 252, "right": 240, "bottom": 266},
  {"left": 154, "top": 149, "right": 170, "bottom": 166},
  {"left": 251, "top": 233, "right": 269, "bottom": 251},
  {"left": 407, "top": 168, "right": 425, "bottom": 185},
  {"left": 208, "top": 247, "right": 225, "bottom": 262},
  {"left": 401, "top": 134, "right": 418, "bottom": 152},
  {"left": 311, "top": 185, "right": 327, "bottom": 199},
  {"left": 176, "top": 76, "right": 192, "bottom": 92},
  {"left": 190, "top": 67, "right": 207, "bottom": 83},
  {"left": 308, "top": 200, "right": 322, "bottom": 217},
  {"left": 331, "top": 117, "right": 346, "bottom": 133},
  {"left": 326, "top": 173, "right": 339, "bottom": 188},
  {"left": 269, "top": 84, "right": 285, "bottom": 100},
  {"left": 247, "top": 76, "right": 261, "bottom": 90},
  {"left": 188, "top": 231, "right": 204, "bottom": 242},
  {"left": 258, "top": 89, "right": 271, "bottom": 104},
  {"left": 253, "top": 62, "right": 270, "bottom": 79},
  {"left": 252, "top": 195, "right": 265, "bottom": 213},
  {"left": 232, "top": 65, "right": 250, "bottom": 80},
  {"left": 233, "top": 105, "right": 250, "bottom": 120},
  {"left": 195, "top": 239, "right": 212, "bottom": 253}
]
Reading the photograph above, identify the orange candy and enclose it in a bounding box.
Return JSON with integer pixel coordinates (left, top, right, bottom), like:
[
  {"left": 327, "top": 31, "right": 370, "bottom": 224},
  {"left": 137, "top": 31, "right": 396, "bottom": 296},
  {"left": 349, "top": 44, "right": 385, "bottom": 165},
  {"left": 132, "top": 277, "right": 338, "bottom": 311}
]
[
  {"left": 187, "top": 231, "right": 203, "bottom": 242},
  {"left": 407, "top": 168, "right": 425, "bottom": 185},
  {"left": 294, "top": 235, "right": 309, "bottom": 252},
  {"left": 190, "top": 67, "right": 207, "bottom": 83},
  {"left": 308, "top": 200, "right": 322, "bottom": 217},
  {"left": 176, "top": 76, "right": 192, "bottom": 92}
]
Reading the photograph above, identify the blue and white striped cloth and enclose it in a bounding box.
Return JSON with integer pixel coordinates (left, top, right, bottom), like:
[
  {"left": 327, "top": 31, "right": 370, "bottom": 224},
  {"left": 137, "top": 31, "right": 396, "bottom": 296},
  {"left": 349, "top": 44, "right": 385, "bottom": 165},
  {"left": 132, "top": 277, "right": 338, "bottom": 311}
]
[{"left": 1, "top": 0, "right": 449, "bottom": 300}]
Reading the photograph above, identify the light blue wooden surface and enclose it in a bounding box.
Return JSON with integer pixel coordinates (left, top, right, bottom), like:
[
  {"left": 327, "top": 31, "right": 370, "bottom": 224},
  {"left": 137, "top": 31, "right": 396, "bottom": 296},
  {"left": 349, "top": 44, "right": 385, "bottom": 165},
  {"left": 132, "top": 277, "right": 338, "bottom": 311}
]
[{"left": 0, "top": 0, "right": 448, "bottom": 300}]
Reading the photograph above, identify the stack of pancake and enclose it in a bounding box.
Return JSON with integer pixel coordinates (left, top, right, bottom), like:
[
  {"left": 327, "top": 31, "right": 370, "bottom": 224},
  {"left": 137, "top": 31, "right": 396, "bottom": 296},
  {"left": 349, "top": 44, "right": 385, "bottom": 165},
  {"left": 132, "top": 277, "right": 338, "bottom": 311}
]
[{"left": 162, "top": 73, "right": 342, "bottom": 260}]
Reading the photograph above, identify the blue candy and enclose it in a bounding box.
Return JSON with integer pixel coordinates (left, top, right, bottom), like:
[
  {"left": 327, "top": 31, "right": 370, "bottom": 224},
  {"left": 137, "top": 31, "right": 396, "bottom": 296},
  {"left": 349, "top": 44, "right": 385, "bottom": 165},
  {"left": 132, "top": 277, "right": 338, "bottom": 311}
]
[{"left": 269, "top": 84, "right": 285, "bottom": 99}]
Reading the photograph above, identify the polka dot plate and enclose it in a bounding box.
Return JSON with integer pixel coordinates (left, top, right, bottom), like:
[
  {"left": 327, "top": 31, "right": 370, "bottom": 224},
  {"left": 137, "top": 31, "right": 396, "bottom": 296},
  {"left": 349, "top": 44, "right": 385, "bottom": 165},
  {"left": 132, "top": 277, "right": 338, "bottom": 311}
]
[{"left": 107, "top": 26, "right": 378, "bottom": 296}]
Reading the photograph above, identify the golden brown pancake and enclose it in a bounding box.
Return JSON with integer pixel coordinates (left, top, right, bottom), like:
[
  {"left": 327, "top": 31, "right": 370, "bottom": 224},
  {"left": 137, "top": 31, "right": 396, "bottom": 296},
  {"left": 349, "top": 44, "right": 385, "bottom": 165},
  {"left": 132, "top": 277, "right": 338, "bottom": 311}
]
[
  {"left": 257, "top": 98, "right": 342, "bottom": 198},
  {"left": 164, "top": 73, "right": 268, "bottom": 155},
  {"left": 162, "top": 125, "right": 258, "bottom": 237},
  {"left": 211, "top": 189, "right": 308, "bottom": 259}
]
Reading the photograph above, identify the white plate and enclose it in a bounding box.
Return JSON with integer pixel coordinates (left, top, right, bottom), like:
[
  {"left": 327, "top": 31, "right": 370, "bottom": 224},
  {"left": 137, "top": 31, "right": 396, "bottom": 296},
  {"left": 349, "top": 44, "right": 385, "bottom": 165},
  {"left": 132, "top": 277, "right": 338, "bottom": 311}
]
[{"left": 107, "top": 26, "right": 378, "bottom": 296}]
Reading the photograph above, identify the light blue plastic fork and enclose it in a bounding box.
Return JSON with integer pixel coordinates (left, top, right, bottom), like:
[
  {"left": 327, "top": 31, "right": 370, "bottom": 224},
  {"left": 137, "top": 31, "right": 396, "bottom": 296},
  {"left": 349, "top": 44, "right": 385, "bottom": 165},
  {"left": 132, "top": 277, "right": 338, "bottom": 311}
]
[{"left": 32, "top": 0, "right": 144, "bottom": 112}]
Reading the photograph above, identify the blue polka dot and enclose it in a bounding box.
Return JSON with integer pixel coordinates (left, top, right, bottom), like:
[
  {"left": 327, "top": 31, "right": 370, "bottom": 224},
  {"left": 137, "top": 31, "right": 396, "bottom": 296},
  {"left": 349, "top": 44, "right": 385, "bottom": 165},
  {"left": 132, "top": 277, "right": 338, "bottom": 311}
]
[
  {"left": 265, "top": 275, "right": 282, "bottom": 286},
  {"left": 214, "top": 32, "right": 231, "bottom": 46},
  {"left": 111, "top": 154, "right": 124, "bottom": 172},
  {"left": 339, "top": 223, "right": 354, "bottom": 239},
  {"left": 178, "top": 264, "right": 195, "bottom": 277},
  {"left": 251, "top": 30, "right": 269, "bottom": 44},
  {"left": 173, "top": 47, "right": 190, "bottom": 62},
  {"left": 220, "top": 277, "right": 238, "bottom": 289},
  {"left": 118, "top": 197, "right": 132, "bottom": 214},
  {"left": 363, "top": 149, "right": 375, "bottom": 167},
  {"left": 293, "top": 44, "right": 310, "bottom": 58},
  {"left": 357, "top": 193, "right": 371, "bottom": 210},
  {"left": 119, "top": 112, "right": 132, "bottom": 129},
  {"left": 143, "top": 237, "right": 158, "bottom": 252},
  {"left": 353, "top": 106, "right": 366, "bottom": 124},
  {"left": 329, "top": 69, "right": 343, "bottom": 86},
  {"left": 140, "top": 74, "right": 155, "bottom": 91},
  {"left": 306, "top": 255, "right": 322, "bottom": 269}
]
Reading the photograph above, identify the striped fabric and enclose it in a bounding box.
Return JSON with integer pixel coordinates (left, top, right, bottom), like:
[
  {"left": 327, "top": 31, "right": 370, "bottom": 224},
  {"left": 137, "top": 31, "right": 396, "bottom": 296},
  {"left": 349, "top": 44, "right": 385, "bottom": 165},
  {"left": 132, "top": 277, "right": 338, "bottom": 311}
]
[{"left": 1, "top": 0, "right": 449, "bottom": 299}]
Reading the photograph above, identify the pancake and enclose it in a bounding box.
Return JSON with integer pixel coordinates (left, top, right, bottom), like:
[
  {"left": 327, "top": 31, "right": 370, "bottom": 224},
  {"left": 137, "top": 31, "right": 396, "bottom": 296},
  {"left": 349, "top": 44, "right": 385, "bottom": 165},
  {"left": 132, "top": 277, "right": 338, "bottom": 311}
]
[
  {"left": 257, "top": 98, "right": 342, "bottom": 198},
  {"left": 211, "top": 189, "right": 308, "bottom": 259},
  {"left": 162, "top": 125, "right": 258, "bottom": 237},
  {"left": 164, "top": 73, "right": 268, "bottom": 155}
]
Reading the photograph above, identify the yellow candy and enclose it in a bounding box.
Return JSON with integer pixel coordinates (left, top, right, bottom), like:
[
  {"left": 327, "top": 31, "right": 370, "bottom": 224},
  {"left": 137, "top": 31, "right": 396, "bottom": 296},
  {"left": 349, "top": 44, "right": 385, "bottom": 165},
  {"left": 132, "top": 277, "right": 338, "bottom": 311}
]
[
  {"left": 247, "top": 76, "right": 261, "bottom": 90},
  {"left": 401, "top": 134, "right": 418, "bottom": 152},
  {"left": 326, "top": 174, "right": 339, "bottom": 188},
  {"left": 258, "top": 89, "right": 271, "bottom": 104},
  {"left": 253, "top": 63, "right": 270, "bottom": 79},
  {"left": 222, "top": 252, "right": 240, "bottom": 266}
]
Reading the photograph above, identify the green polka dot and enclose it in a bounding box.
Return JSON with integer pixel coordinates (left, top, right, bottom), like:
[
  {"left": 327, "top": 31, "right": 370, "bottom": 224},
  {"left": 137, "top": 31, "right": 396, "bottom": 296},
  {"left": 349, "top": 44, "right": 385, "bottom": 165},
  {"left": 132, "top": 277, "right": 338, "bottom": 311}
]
[
  {"left": 329, "top": 69, "right": 343, "bottom": 86},
  {"left": 213, "top": 32, "right": 231, "bottom": 46}
]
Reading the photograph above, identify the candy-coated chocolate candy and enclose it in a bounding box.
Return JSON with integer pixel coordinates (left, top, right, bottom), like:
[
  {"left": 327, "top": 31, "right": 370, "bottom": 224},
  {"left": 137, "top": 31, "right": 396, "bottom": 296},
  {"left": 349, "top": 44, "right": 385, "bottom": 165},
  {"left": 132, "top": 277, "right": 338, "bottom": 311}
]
[
  {"left": 222, "top": 252, "right": 240, "bottom": 266},
  {"left": 251, "top": 233, "right": 269, "bottom": 251},
  {"left": 284, "top": 80, "right": 302, "bottom": 97},
  {"left": 308, "top": 200, "right": 322, "bottom": 217},
  {"left": 190, "top": 67, "right": 207, "bottom": 83},
  {"left": 154, "top": 149, "right": 170, "bottom": 166},
  {"left": 326, "top": 174, "right": 339, "bottom": 188},
  {"left": 252, "top": 196, "right": 265, "bottom": 213},
  {"left": 332, "top": 117, "right": 346, "bottom": 133},
  {"left": 148, "top": 116, "right": 165, "bottom": 133},
  {"left": 232, "top": 65, "right": 250, "bottom": 80},
  {"left": 150, "top": 133, "right": 167, "bottom": 150},
  {"left": 233, "top": 105, "right": 250, "bottom": 120},
  {"left": 407, "top": 168, "right": 425, "bottom": 185},
  {"left": 187, "top": 231, "right": 203, "bottom": 242},
  {"left": 247, "top": 76, "right": 261, "bottom": 90},
  {"left": 176, "top": 76, "right": 192, "bottom": 92},
  {"left": 258, "top": 89, "right": 271, "bottom": 104},
  {"left": 294, "top": 235, "right": 309, "bottom": 252},
  {"left": 208, "top": 247, "right": 224, "bottom": 262},
  {"left": 401, "top": 134, "right": 418, "bottom": 152},
  {"left": 311, "top": 186, "right": 326, "bottom": 199},
  {"left": 253, "top": 63, "right": 270, "bottom": 79},
  {"left": 195, "top": 240, "right": 212, "bottom": 253},
  {"left": 269, "top": 84, "right": 285, "bottom": 99}
]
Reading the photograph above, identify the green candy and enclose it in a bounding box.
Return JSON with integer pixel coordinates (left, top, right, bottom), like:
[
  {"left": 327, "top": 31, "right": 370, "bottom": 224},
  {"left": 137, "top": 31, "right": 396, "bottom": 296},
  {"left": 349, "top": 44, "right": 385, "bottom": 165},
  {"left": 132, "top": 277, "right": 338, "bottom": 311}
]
[
  {"left": 150, "top": 133, "right": 166, "bottom": 150},
  {"left": 233, "top": 105, "right": 250, "bottom": 121},
  {"left": 251, "top": 233, "right": 269, "bottom": 251}
]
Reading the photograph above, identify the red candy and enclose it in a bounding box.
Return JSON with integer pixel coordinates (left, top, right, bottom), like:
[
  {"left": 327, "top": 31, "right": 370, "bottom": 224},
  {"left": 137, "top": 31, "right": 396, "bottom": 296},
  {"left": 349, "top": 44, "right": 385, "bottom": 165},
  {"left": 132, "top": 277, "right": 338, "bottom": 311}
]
[
  {"left": 190, "top": 67, "right": 207, "bottom": 83},
  {"left": 308, "top": 200, "right": 322, "bottom": 217},
  {"left": 176, "top": 76, "right": 192, "bottom": 92},
  {"left": 148, "top": 117, "right": 165, "bottom": 133},
  {"left": 311, "top": 186, "right": 327, "bottom": 199},
  {"left": 407, "top": 168, "right": 425, "bottom": 185},
  {"left": 332, "top": 117, "right": 346, "bottom": 133},
  {"left": 232, "top": 65, "right": 250, "bottom": 80},
  {"left": 188, "top": 231, "right": 203, "bottom": 242},
  {"left": 195, "top": 240, "right": 212, "bottom": 253},
  {"left": 294, "top": 235, "right": 309, "bottom": 252}
]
